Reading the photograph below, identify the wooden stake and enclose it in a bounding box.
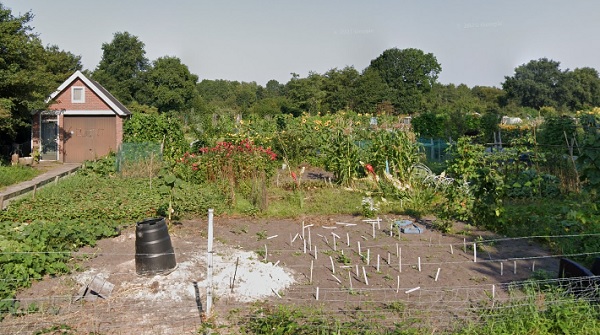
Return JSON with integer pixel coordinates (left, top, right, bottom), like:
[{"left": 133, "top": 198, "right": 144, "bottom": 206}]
[{"left": 450, "top": 244, "right": 454, "bottom": 255}]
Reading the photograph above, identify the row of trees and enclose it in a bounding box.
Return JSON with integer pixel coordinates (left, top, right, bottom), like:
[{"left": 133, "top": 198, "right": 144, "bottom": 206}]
[{"left": 2, "top": 2, "right": 600, "bottom": 149}]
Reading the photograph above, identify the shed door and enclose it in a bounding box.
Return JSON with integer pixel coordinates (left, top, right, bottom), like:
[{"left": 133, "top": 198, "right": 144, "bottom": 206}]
[{"left": 63, "top": 116, "right": 116, "bottom": 163}]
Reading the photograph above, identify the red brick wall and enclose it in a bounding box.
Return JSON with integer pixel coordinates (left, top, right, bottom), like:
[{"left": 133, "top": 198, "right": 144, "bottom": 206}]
[
  {"left": 49, "top": 79, "right": 111, "bottom": 111},
  {"left": 116, "top": 115, "right": 125, "bottom": 150}
]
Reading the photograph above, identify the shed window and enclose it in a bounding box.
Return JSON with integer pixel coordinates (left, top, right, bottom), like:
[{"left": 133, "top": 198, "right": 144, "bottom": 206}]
[{"left": 71, "top": 86, "right": 85, "bottom": 103}]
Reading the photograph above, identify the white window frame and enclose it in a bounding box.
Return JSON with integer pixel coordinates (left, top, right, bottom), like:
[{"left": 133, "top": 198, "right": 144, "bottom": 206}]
[{"left": 71, "top": 86, "right": 85, "bottom": 103}]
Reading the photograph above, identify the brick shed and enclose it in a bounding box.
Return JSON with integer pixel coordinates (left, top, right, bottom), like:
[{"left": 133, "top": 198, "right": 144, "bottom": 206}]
[{"left": 31, "top": 71, "right": 131, "bottom": 163}]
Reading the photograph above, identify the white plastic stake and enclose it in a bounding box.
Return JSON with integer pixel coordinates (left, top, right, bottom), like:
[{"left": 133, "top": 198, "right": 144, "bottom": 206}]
[
  {"left": 396, "top": 275, "right": 400, "bottom": 293},
  {"left": 377, "top": 254, "right": 380, "bottom": 272},
  {"left": 450, "top": 244, "right": 454, "bottom": 255},
  {"left": 362, "top": 266, "right": 369, "bottom": 285},
  {"left": 329, "top": 256, "right": 335, "bottom": 274},
  {"left": 473, "top": 243, "right": 477, "bottom": 263},
  {"left": 206, "top": 209, "right": 215, "bottom": 316},
  {"left": 501, "top": 262, "right": 504, "bottom": 276},
  {"left": 349, "top": 271, "right": 353, "bottom": 290},
  {"left": 332, "top": 274, "right": 342, "bottom": 284},
  {"left": 346, "top": 232, "right": 350, "bottom": 246},
  {"left": 418, "top": 257, "right": 421, "bottom": 272},
  {"left": 399, "top": 248, "right": 402, "bottom": 273},
  {"left": 264, "top": 244, "right": 268, "bottom": 262},
  {"left": 405, "top": 286, "right": 420, "bottom": 294},
  {"left": 387, "top": 252, "right": 391, "bottom": 265},
  {"left": 366, "top": 249, "right": 370, "bottom": 265},
  {"left": 435, "top": 268, "right": 441, "bottom": 281},
  {"left": 316, "top": 287, "right": 319, "bottom": 300},
  {"left": 372, "top": 222, "right": 376, "bottom": 238},
  {"left": 358, "top": 241, "right": 362, "bottom": 256},
  {"left": 514, "top": 260, "right": 517, "bottom": 274},
  {"left": 314, "top": 245, "right": 318, "bottom": 260},
  {"left": 310, "top": 260, "right": 314, "bottom": 284}
]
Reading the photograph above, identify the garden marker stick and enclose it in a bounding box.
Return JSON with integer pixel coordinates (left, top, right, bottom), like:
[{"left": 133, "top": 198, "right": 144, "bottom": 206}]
[
  {"left": 473, "top": 243, "right": 477, "bottom": 262},
  {"left": 346, "top": 233, "right": 350, "bottom": 247},
  {"left": 332, "top": 274, "right": 342, "bottom": 284},
  {"left": 266, "top": 235, "right": 278, "bottom": 240},
  {"left": 332, "top": 234, "right": 337, "bottom": 251},
  {"left": 399, "top": 248, "right": 402, "bottom": 272},
  {"left": 501, "top": 262, "right": 504, "bottom": 276},
  {"left": 372, "top": 222, "right": 376, "bottom": 238},
  {"left": 405, "top": 287, "right": 420, "bottom": 294},
  {"left": 310, "top": 260, "right": 314, "bottom": 284},
  {"left": 355, "top": 265, "right": 359, "bottom": 277},
  {"left": 329, "top": 256, "right": 335, "bottom": 274},
  {"left": 514, "top": 260, "right": 517, "bottom": 274},
  {"left": 396, "top": 275, "right": 400, "bottom": 293},
  {"left": 492, "top": 284, "right": 495, "bottom": 300},
  {"left": 450, "top": 244, "right": 454, "bottom": 255},
  {"left": 316, "top": 287, "right": 319, "bottom": 300},
  {"left": 463, "top": 238, "right": 466, "bottom": 253},
  {"left": 418, "top": 257, "right": 421, "bottom": 272},
  {"left": 396, "top": 243, "right": 399, "bottom": 257},
  {"left": 314, "top": 245, "right": 318, "bottom": 260},
  {"left": 435, "top": 268, "right": 441, "bottom": 282},
  {"left": 292, "top": 233, "right": 299, "bottom": 244},
  {"left": 387, "top": 252, "right": 391, "bottom": 265},
  {"left": 367, "top": 249, "right": 370, "bottom": 265},
  {"left": 308, "top": 228, "right": 312, "bottom": 251},
  {"left": 362, "top": 266, "right": 369, "bottom": 285},
  {"left": 349, "top": 271, "right": 353, "bottom": 290},
  {"left": 377, "top": 254, "right": 380, "bottom": 272},
  {"left": 303, "top": 239, "right": 307, "bottom": 254},
  {"left": 358, "top": 241, "right": 362, "bottom": 256}
]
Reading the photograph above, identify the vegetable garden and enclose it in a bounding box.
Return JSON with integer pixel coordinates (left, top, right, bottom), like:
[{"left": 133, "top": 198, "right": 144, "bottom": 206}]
[{"left": 2, "top": 109, "right": 600, "bottom": 334}]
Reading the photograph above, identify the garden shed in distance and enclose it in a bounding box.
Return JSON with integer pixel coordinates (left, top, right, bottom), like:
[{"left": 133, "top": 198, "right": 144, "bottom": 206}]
[{"left": 31, "top": 70, "right": 131, "bottom": 163}]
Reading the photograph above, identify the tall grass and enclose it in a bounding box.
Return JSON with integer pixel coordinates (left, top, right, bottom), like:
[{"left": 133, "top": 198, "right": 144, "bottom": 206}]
[{"left": 0, "top": 165, "right": 39, "bottom": 189}]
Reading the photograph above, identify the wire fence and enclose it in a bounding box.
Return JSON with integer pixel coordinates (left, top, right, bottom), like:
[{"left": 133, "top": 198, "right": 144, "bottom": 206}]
[{"left": 0, "top": 234, "right": 599, "bottom": 334}]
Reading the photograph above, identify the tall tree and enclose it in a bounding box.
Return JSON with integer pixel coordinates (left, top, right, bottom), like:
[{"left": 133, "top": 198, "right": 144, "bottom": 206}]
[
  {"left": 321, "top": 66, "right": 360, "bottom": 113},
  {"left": 137, "top": 56, "right": 200, "bottom": 113},
  {"left": 284, "top": 72, "right": 325, "bottom": 114},
  {"left": 92, "top": 32, "right": 149, "bottom": 105},
  {"left": 0, "top": 4, "right": 81, "bottom": 145},
  {"left": 563, "top": 67, "right": 600, "bottom": 110},
  {"left": 502, "top": 58, "right": 567, "bottom": 110},
  {"left": 353, "top": 68, "right": 392, "bottom": 114},
  {"left": 368, "top": 48, "right": 441, "bottom": 114}
]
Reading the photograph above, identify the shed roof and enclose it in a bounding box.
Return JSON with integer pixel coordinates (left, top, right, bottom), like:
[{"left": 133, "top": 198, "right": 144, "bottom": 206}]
[{"left": 46, "top": 70, "right": 131, "bottom": 116}]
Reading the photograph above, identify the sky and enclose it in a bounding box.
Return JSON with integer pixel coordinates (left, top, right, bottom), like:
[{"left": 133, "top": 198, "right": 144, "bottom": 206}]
[{"left": 4, "top": 0, "right": 600, "bottom": 88}]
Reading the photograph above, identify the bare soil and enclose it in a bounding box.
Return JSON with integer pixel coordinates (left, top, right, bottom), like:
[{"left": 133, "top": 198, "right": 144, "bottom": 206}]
[{"left": 1, "top": 214, "right": 559, "bottom": 334}]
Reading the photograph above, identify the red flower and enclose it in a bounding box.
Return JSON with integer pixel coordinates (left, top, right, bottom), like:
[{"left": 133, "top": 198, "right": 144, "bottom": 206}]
[
  {"left": 365, "top": 164, "right": 376, "bottom": 177},
  {"left": 291, "top": 172, "right": 297, "bottom": 181}
]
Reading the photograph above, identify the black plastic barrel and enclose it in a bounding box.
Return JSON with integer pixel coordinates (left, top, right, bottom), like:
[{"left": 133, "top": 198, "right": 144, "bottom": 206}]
[{"left": 135, "top": 217, "right": 177, "bottom": 275}]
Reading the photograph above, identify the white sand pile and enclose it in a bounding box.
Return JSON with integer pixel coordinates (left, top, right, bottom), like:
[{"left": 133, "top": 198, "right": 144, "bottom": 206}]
[{"left": 75, "top": 246, "right": 295, "bottom": 303}]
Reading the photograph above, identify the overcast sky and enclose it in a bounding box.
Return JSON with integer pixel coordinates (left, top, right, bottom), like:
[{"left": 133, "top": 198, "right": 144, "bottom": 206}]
[{"left": 4, "top": 1, "right": 600, "bottom": 87}]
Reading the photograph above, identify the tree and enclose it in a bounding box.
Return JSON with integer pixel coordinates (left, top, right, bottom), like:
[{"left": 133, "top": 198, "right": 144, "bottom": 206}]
[
  {"left": 284, "top": 72, "right": 325, "bottom": 114},
  {"left": 353, "top": 68, "right": 392, "bottom": 114},
  {"left": 563, "top": 67, "right": 600, "bottom": 110},
  {"left": 502, "top": 58, "right": 567, "bottom": 110},
  {"left": 92, "top": 32, "right": 149, "bottom": 105},
  {"left": 0, "top": 4, "right": 81, "bottom": 146},
  {"left": 368, "top": 48, "right": 441, "bottom": 114},
  {"left": 137, "top": 56, "right": 200, "bottom": 113},
  {"left": 321, "top": 66, "right": 360, "bottom": 113}
]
